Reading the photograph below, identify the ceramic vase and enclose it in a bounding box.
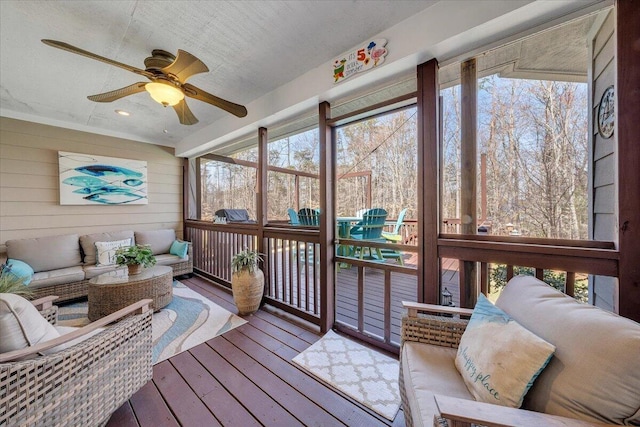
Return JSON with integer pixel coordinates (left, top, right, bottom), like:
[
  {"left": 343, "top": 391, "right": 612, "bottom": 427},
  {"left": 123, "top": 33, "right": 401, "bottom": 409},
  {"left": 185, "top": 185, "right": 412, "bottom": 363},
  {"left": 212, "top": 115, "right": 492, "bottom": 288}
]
[{"left": 231, "top": 269, "right": 264, "bottom": 315}]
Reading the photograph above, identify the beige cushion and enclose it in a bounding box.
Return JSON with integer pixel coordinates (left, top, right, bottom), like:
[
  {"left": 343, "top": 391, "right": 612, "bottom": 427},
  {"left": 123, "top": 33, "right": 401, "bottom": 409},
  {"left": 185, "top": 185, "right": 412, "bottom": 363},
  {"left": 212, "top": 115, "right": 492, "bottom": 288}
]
[
  {"left": 154, "top": 253, "right": 185, "bottom": 267},
  {"left": 83, "top": 264, "right": 122, "bottom": 279},
  {"left": 51, "top": 326, "right": 105, "bottom": 352},
  {"left": 6, "top": 234, "right": 81, "bottom": 273},
  {"left": 95, "top": 238, "right": 133, "bottom": 266},
  {"left": 135, "top": 229, "right": 176, "bottom": 255},
  {"left": 0, "top": 293, "right": 60, "bottom": 354},
  {"left": 29, "top": 266, "right": 85, "bottom": 288},
  {"left": 496, "top": 275, "right": 640, "bottom": 425},
  {"left": 455, "top": 294, "right": 555, "bottom": 408},
  {"left": 401, "top": 342, "right": 473, "bottom": 427},
  {"left": 80, "top": 230, "right": 134, "bottom": 265}
]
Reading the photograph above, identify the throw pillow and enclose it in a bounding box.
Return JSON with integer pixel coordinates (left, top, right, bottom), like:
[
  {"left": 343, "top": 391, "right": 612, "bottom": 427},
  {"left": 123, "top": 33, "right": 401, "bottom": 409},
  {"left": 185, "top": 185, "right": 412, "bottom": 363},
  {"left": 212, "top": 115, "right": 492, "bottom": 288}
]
[
  {"left": 2, "top": 259, "right": 35, "bottom": 285},
  {"left": 0, "top": 293, "right": 60, "bottom": 355},
  {"left": 454, "top": 294, "right": 555, "bottom": 408},
  {"left": 169, "top": 240, "right": 189, "bottom": 259},
  {"left": 95, "top": 238, "right": 132, "bottom": 266}
]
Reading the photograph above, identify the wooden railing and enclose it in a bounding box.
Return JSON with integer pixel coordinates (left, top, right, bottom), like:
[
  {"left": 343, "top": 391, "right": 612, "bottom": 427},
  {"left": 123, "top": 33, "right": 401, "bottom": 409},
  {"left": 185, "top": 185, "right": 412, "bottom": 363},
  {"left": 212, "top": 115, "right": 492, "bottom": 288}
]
[
  {"left": 263, "top": 227, "right": 321, "bottom": 324},
  {"left": 185, "top": 220, "right": 258, "bottom": 284},
  {"left": 438, "top": 234, "right": 618, "bottom": 308}
]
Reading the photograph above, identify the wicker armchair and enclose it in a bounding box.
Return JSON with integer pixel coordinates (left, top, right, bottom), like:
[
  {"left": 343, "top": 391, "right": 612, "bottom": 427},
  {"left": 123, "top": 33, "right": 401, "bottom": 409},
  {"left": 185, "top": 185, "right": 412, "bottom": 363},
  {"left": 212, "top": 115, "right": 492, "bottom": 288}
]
[
  {"left": 400, "top": 302, "right": 617, "bottom": 427},
  {"left": 0, "top": 297, "right": 153, "bottom": 427}
]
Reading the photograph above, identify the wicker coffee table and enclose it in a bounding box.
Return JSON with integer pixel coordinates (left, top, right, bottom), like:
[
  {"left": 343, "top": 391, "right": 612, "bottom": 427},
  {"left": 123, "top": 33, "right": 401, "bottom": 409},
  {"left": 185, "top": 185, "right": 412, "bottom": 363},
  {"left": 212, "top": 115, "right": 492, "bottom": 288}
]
[{"left": 88, "top": 265, "right": 173, "bottom": 321}]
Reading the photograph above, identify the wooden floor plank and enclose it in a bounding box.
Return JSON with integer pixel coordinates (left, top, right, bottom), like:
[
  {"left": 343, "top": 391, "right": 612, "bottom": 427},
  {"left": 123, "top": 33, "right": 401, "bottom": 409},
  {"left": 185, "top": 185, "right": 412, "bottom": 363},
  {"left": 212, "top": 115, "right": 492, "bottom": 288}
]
[
  {"left": 169, "top": 350, "right": 262, "bottom": 427},
  {"left": 211, "top": 335, "right": 343, "bottom": 426},
  {"left": 190, "top": 340, "right": 306, "bottom": 427},
  {"left": 128, "top": 381, "right": 180, "bottom": 427},
  {"left": 105, "top": 400, "right": 138, "bottom": 427},
  {"left": 108, "top": 276, "right": 399, "bottom": 427},
  {"left": 228, "top": 327, "right": 389, "bottom": 426},
  {"left": 153, "top": 360, "right": 221, "bottom": 426}
]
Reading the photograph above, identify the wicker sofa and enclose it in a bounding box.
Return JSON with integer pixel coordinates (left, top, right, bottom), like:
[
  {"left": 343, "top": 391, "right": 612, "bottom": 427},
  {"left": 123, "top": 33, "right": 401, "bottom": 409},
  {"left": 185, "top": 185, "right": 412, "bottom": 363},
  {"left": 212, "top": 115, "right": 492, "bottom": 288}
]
[
  {"left": 400, "top": 275, "right": 640, "bottom": 427},
  {"left": 2, "top": 229, "right": 192, "bottom": 303},
  {"left": 0, "top": 296, "right": 153, "bottom": 426}
]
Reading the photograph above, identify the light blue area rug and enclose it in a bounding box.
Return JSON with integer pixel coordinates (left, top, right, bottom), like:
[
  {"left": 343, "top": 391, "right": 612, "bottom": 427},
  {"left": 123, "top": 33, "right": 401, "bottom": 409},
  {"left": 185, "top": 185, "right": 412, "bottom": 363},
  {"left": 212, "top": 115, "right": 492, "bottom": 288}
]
[{"left": 58, "top": 281, "right": 247, "bottom": 364}]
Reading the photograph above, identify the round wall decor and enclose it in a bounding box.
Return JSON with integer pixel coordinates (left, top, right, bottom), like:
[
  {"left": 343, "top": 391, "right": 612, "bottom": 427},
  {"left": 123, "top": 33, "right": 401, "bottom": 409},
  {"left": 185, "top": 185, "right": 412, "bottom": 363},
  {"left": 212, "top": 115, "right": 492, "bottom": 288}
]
[{"left": 597, "top": 85, "right": 614, "bottom": 139}]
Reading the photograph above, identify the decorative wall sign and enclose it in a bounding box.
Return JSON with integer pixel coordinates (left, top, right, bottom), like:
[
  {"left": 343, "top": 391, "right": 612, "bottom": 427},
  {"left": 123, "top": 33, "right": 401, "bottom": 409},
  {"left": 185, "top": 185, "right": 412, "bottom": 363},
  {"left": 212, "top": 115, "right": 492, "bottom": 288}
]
[
  {"left": 59, "top": 151, "right": 148, "bottom": 205},
  {"left": 597, "top": 85, "right": 614, "bottom": 139},
  {"left": 333, "top": 39, "right": 388, "bottom": 84}
]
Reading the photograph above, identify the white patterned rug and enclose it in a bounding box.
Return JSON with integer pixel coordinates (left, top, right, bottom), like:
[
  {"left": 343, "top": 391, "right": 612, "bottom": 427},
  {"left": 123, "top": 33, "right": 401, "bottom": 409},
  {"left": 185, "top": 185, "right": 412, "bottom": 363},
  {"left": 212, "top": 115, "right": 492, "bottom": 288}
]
[
  {"left": 292, "top": 330, "right": 400, "bottom": 420},
  {"left": 58, "top": 281, "right": 247, "bottom": 364}
]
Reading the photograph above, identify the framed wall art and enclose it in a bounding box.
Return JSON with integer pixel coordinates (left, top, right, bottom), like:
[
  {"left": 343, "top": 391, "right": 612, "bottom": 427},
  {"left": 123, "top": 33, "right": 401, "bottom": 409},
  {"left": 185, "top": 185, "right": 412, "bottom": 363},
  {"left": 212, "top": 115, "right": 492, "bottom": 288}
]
[{"left": 58, "top": 151, "right": 148, "bottom": 205}]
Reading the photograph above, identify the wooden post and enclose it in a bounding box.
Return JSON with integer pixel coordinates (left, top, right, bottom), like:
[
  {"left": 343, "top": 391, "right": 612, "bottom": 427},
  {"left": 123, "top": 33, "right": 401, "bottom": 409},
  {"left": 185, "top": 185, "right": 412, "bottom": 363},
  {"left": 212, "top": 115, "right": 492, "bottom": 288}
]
[
  {"left": 195, "top": 157, "right": 202, "bottom": 220},
  {"left": 257, "top": 127, "right": 268, "bottom": 294},
  {"left": 319, "top": 101, "right": 336, "bottom": 332},
  {"left": 616, "top": 0, "right": 640, "bottom": 322},
  {"left": 417, "top": 59, "right": 440, "bottom": 304},
  {"left": 460, "top": 58, "right": 478, "bottom": 308}
]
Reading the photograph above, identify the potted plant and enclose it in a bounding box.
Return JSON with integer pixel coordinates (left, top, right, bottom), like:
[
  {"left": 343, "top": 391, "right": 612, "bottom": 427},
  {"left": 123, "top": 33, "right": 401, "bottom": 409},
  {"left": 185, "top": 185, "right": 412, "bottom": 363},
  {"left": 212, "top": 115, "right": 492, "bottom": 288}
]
[
  {"left": 231, "top": 248, "right": 264, "bottom": 315},
  {"left": 0, "top": 263, "right": 33, "bottom": 298},
  {"left": 115, "top": 244, "right": 156, "bottom": 275}
]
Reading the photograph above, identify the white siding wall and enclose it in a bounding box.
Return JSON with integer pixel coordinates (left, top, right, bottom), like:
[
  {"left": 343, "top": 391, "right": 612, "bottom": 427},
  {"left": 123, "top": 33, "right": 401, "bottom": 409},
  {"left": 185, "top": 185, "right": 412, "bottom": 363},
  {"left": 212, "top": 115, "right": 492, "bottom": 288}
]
[
  {"left": 0, "top": 117, "right": 184, "bottom": 253},
  {"left": 588, "top": 9, "right": 617, "bottom": 312}
]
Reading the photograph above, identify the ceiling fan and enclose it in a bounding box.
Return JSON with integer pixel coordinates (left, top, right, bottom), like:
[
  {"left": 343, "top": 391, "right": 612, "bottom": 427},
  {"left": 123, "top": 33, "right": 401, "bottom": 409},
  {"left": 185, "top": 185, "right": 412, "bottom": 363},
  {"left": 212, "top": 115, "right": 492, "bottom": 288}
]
[{"left": 42, "top": 39, "right": 247, "bottom": 125}]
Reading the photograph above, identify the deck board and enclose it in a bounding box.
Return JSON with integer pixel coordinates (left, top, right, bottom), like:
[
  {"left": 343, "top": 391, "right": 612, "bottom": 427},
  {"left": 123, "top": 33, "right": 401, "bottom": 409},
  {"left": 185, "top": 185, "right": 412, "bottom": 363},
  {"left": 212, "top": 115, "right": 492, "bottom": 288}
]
[{"left": 108, "top": 275, "right": 398, "bottom": 426}]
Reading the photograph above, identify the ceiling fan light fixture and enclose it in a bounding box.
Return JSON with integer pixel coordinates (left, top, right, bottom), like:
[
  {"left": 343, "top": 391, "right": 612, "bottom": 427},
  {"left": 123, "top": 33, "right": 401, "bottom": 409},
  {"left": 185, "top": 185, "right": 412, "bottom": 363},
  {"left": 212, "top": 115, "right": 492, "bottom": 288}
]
[{"left": 145, "top": 81, "right": 184, "bottom": 106}]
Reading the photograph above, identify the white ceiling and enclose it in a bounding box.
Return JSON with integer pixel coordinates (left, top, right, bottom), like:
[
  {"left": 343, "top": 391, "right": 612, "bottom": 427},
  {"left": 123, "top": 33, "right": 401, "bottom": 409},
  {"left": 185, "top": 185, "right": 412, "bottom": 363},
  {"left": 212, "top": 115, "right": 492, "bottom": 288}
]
[
  {"left": 1, "top": 0, "right": 607, "bottom": 157},
  {"left": 0, "top": 1, "right": 436, "bottom": 147}
]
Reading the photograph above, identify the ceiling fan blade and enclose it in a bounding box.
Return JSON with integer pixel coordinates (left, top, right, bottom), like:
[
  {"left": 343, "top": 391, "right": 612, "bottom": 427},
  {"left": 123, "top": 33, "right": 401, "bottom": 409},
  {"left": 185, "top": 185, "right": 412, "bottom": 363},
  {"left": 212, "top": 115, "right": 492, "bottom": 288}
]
[
  {"left": 42, "top": 39, "right": 155, "bottom": 80},
  {"left": 183, "top": 83, "right": 247, "bottom": 118},
  {"left": 173, "top": 99, "right": 199, "bottom": 125},
  {"left": 87, "top": 83, "right": 148, "bottom": 103},
  {"left": 162, "top": 50, "right": 209, "bottom": 83}
]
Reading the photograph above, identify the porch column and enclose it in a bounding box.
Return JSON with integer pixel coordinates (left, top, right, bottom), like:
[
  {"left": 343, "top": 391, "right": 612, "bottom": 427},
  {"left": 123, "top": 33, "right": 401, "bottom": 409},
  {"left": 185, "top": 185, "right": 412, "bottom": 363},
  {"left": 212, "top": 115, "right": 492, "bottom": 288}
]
[
  {"left": 417, "top": 59, "right": 440, "bottom": 304},
  {"left": 460, "top": 58, "right": 478, "bottom": 308},
  {"left": 319, "top": 101, "right": 336, "bottom": 332},
  {"left": 616, "top": 0, "right": 640, "bottom": 322},
  {"left": 257, "top": 127, "right": 268, "bottom": 289}
]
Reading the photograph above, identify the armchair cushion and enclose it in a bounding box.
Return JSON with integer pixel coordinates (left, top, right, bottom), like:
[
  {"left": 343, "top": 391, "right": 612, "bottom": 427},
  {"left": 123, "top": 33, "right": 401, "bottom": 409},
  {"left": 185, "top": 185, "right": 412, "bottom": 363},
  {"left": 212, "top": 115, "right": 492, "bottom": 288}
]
[
  {"left": 496, "top": 275, "right": 640, "bottom": 425},
  {"left": 402, "top": 342, "right": 473, "bottom": 427},
  {"left": 0, "top": 293, "right": 60, "bottom": 354},
  {"left": 455, "top": 294, "right": 555, "bottom": 408}
]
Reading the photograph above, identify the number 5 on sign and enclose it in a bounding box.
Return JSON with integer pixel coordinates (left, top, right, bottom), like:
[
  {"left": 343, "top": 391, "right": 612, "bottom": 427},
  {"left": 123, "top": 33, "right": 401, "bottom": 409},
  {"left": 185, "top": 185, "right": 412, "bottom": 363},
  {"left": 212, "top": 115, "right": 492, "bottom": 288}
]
[{"left": 332, "top": 39, "right": 388, "bottom": 84}]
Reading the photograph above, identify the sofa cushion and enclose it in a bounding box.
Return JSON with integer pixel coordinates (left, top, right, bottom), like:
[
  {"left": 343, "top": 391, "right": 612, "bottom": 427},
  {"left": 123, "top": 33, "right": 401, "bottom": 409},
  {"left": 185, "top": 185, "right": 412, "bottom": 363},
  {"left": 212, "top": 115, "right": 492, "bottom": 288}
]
[
  {"left": 455, "top": 294, "right": 555, "bottom": 408},
  {"left": 80, "top": 230, "right": 134, "bottom": 265},
  {"left": 6, "top": 234, "right": 82, "bottom": 273},
  {"left": 30, "top": 266, "right": 86, "bottom": 289},
  {"left": 135, "top": 229, "right": 176, "bottom": 256},
  {"left": 496, "top": 275, "right": 640, "bottom": 425},
  {"left": 0, "top": 293, "right": 60, "bottom": 355},
  {"left": 402, "top": 342, "right": 473, "bottom": 427},
  {"left": 154, "top": 253, "right": 185, "bottom": 267},
  {"left": 95, "top": 238, "right": 133, "bottom": 266},
  {"left": 169, "top": 240, "right": 189, "bottom": 259},
  {"left": 3, "top": 259, "right": 34, "bottom": 285},
  {"left": 83, "top": 264, "right": 122, "bottom": 279}
]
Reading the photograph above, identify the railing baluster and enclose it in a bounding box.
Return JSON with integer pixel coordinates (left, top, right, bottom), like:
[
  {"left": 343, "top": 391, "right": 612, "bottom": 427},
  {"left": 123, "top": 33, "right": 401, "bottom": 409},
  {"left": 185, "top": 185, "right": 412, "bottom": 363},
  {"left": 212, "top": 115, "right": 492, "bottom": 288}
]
[
  {"left": 535, "top": 268, "right": 544, "bottom": 281},
  {"left": 565, "top": 272, "right": 575, "bottom": 297},
  {"left": 506, "top": 265, "right": 514, "bottom": 281},
  {"left": 384, "top": 270, "right": 391, "bottom": 344}
]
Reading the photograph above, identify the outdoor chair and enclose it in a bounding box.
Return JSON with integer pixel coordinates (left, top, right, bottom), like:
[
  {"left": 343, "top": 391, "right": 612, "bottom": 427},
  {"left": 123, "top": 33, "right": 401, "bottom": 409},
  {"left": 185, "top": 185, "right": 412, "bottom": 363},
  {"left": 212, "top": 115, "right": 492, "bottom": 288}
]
[
  {"left": 349, "top": 208, "right": 388, "bottom": 261},
  {"left": 0, "top": 294, "right": 153, "bottom": 426},
  {"left": 298, "top": 208, "right": 320, "bottom": 226},
  {"left": 380, "top": 208, "right": 408, "bottom": 265},
  {"left": 287, "top": 208, "right": 300, "bottom": 225}
]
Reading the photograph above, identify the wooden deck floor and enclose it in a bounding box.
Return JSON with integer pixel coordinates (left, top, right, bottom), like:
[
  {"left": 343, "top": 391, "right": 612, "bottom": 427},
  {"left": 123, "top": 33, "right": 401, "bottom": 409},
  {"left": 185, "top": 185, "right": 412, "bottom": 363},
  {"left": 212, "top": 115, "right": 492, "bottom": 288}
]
[{"left": 106, "top": 275, "right": 405, "bottom": 427}]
